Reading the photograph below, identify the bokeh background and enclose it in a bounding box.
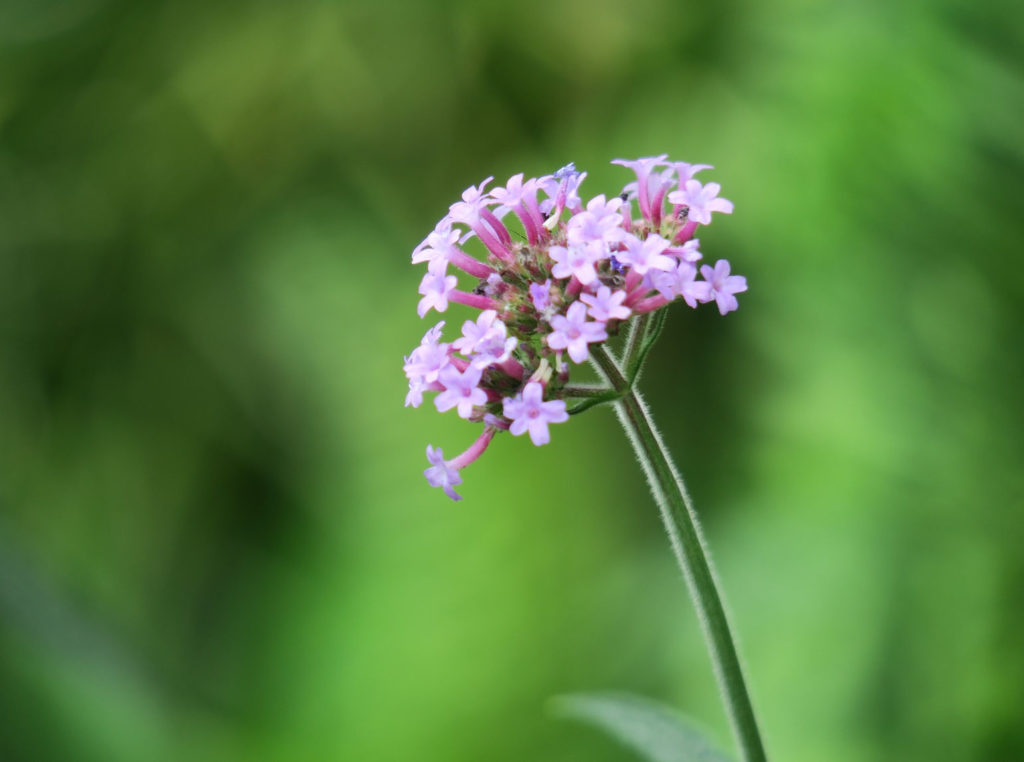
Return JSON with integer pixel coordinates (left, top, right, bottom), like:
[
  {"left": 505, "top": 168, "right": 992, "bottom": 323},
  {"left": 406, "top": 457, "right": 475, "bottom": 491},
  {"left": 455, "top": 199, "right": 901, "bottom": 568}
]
[{"left": 1, "top": 0, "right": 1021, "bottom": 760}]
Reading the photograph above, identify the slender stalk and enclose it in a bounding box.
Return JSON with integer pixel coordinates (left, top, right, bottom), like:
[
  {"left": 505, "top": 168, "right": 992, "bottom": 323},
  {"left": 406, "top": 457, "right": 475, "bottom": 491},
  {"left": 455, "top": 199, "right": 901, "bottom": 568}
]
[
  {"left": 622, "top": 312, "right": 651, "bottom": 373},
  {"left": 562, "top": 384, "right": 614, "bottom": 398},
  {"left": 590, "top": 343, "right": 768, "bottom": 762}
]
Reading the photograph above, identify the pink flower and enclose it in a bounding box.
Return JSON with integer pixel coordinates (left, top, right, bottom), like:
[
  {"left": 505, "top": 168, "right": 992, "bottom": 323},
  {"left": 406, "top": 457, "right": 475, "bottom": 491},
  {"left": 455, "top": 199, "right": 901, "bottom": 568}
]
[
  {"left": 650, "top": 262, "right": 711, "bottom": 308},
  {"left": 412, "top": 222, "right": 461, "bottom": 267},
  {"left": 503, "top": 382, "right": 568, "bottom": 446},
  {"left": 435, "top": 364, "right": 487, "bottom": 418},
  {"left": 668, "top": 180, "right": 734, "bottom": 226},
  {"left": 547, "top": 302, "right": 609, "bottom": 363},
  {"left": 566, "top": 195, "right": 625, "bottom": 247},
  {"left": 424, "top": 445, "right": 463, "bottom": 501},
  {"left": 530, "top": 279, "right": 552, "bottom": 313},
  {"left": 611, "top": 155, "right": 669, "bottom": 221},
  {"left": 453, "top": 310, "right": 517, "bottom": 368},
  {"left": 404, "top": 321, "right": 451, "bottom": 406},
  {"left": 580, "top": 286, "right": 631, "bottom": 321},
  {"left": 448, "top": 177, "right": 494, "bottom": 224},
  {"left": 700, "top": 259, "right": 748, "bottom": 315},
  {"left": 616, "top": 233, "right": 675, "bottom": 276},
  {"left": 549, "top": 241, "right": 604, "bottom": 285},
  {"left": 417, "top": 259, "right": 458, "bottom": 317},
  {"left": 670, "top": 162, "right": 714, "bottom": 187},
  {"left": 669, "top": 239, "right": 703, "bottom": 263}
]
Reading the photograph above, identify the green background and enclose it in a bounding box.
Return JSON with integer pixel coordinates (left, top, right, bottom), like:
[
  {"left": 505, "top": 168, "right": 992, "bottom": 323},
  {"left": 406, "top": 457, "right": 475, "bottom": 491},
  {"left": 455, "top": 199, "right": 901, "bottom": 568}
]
[{"left": 1, "top": 0, "right": 1021, "bottom": 760}]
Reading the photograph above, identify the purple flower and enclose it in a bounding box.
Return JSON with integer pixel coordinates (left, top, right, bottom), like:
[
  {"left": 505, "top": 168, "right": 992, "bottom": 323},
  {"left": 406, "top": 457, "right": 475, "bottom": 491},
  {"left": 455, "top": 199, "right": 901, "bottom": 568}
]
[
  {"left": 580, "top": 286, "right": 631, "bottom": 321},
  {"left": 405, "top": 156, "right": 746, "bottom": 499},
  {"left": 700, "top": 259, "right": 747, "bottom": 315},
  {"left": 650, "top": 261, "right": 710, "bottom": 308},
  {"left": 490, "top": 173, "right": 527, "bottom": 208},
  {"left": 404, "top": 321, "right": 451, "bottom": 405},
  {"left": 448, "top": 177, "right": 494, "bottom": 224},
  {"left": 424, "top": 445, "right": 463, "bottom": 501},
  {"left": 540, "top": 164, "right": 587, "bottom": 219},
  {"left": 616, "top": 233, "right": 675, "bottom": 276},
  {"left": 417, "top": 259, "right": 458, "bottom": 317},
  {"left": 611, "top": 155, "right": 669, "bottom": 220},
  {"left": 435, "top": 364, "right": 488, "bottom": 418},
  {"left": 530, "top": 279, "right": 552, "bottom": 313},
  {"left": 547, "top": 302, "right": 609, "bottom": 363},
  {"left": 668, "top": 180, "right": 734, "bottom": 226},
  {"left": 453, "top": 310, "right": 517, "bottom": 368},
  {"left": 549, "top": 241, "right": 603, "bottom": 285},
  {"left": 669, "top": 239, "right": 703, "bottom": 263},
  {"left": 671, "top": 162, "right": 714, "bottom": 187},
  {"left": 412, "top": 221, "right": 461, "bottom": 267},
  {"left": 566, "top": 195, "right": 625, "bottom": 247},
  {"left": 503, "top": 381, "right": 568, "bottom": 446}
]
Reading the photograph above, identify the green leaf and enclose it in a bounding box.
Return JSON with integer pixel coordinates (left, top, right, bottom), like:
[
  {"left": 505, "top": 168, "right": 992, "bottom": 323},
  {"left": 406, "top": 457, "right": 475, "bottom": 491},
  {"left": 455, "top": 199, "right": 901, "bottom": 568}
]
[{"left": 551, "top": 692, "right": 734, "bottom": 762}]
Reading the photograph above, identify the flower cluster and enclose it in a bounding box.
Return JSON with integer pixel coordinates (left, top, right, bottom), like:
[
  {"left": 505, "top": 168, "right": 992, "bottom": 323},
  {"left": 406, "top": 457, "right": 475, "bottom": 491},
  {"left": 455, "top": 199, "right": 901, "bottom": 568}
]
[{"left": 404, "top": 156, "right": 746, "bottom": 500}]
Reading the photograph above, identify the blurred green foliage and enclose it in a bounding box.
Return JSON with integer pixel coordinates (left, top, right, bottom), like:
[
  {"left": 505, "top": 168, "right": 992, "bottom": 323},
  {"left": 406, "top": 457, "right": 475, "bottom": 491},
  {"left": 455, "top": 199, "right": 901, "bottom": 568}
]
[{"left": 0, "top": 0, "right": 1021, "bottom": 760}]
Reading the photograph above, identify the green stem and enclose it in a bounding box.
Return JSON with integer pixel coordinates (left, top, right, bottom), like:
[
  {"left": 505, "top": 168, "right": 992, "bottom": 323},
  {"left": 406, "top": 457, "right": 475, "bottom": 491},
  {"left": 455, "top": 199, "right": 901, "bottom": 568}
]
[
  {"left": 622, "top": 312, "right": 651, "bottom": 374},
  {"left": 562, "top": 384, "right": 613, "bottom": 398},
  {"left": 590, "top": 343, "right": 768, "bottom": 762}
]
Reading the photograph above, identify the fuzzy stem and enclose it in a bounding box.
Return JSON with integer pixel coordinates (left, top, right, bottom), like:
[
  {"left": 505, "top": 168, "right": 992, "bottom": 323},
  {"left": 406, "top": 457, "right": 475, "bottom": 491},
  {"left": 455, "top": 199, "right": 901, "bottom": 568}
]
[{"left": 589, "top": 344, "right": 768, "bottom": 762}]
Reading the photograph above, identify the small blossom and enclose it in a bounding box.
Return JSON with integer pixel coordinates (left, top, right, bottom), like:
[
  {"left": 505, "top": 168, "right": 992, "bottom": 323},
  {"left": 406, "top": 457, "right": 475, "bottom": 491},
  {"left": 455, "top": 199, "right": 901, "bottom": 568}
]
[
  {"left": 540, "top": 163, "right": 587, "bottom": 219},
  {"left": 448, "top": 177, "right": 494, "bottom": 223},
  {"left": 404, "top": 321, "right": 451, "bottom": 406},
  {"left": 503, "top": 381, "right": 568, "bottom": 446},
  {"left": 612, "top": 155, "right": 669, "bottom": 220},
  {"left": 547, "top": 302, "right": 609, "bottom": 363},
  {"left": 671, "top": 162, "right": 714, "bottom": 187},
  {"left": 668, "top": 180, "right": 734, "bottom": 226},
  {"left": 650, "top": 261, "right": 710, "bottom": 308},
  {"left": 700, "top": 259, "right": 747, "bottom": 315},
  {"left": 549, "top": 240, "right": 604, "bottom": 285},
  {"left": 453, "top": 310, "right": 518, "bottom": 368},
  {"left": 670, "top": 239, "right": 703, "bottom": 263},
  {"left": 412, "top": 222, "right": 461, "bottom": 267},
  {"left": 435, "top": 364, "right": 488, "bottom": 418},
  {"left": 616, "top": 233, "right": 675, "bottom": 276},
  {"left": 530, "top": 279, "right": 552, "bottom": 313},
  {"left": 417, "top": 259, "right": 458, "bottom": 317},
  {"left": 567, "top": 195, "right": 625, "bottom": 247},
  {"left": 580, "top": 286, "right": 631, "bottom": 321},
  {"left": 490, "top": 173, "right": 527, "bottom": 208},
  {"left": 424, "top": 445, "right": 463, "bottom": 501}
]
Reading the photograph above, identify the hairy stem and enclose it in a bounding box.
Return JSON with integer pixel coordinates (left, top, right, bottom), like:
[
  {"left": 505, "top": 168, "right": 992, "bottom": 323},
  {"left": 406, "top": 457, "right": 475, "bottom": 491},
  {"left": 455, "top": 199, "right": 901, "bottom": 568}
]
[{"left": 590, "top": 343, "right": 768, "bottom": 762}]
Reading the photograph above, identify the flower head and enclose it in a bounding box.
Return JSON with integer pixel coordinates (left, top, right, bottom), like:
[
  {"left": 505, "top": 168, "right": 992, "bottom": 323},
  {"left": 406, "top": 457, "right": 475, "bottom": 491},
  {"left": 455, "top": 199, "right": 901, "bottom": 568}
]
[{"left": 405, "top": 157, "right": 746, "bottom": 498}]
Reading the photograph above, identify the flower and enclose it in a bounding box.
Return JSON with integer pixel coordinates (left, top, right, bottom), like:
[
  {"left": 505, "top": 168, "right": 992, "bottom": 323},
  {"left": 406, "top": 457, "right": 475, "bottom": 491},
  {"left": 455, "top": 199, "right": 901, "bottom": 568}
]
[
  {"left": 404, "top": 157, "right": 746, "bottom": 499},
  {"left": 549, "top": 241, "right": 604, "bottom": 285},
  {"left": 453, "top": 310, "right": 517, "bottom": 368},
  {"left": 547, "top": 302, "right": 609, "bottom": 363},
  {"left": 434, "top": 364, "right": 488, "bottom": 419},
  {"left": 530, "top": 279, "right": 552, "bottom": 314},
  {"left": 503, "top": 382, "right": 569, "bottom": 446},
  {"left": 668, "top": 180, "right": 734, "bottom": 226},
  {"left": 616, "top": 233, "right": 675, "bottom": 276},
  {"left": 566, "top": 195, "right": 626, "bottom": 248},
  {"left": 417, "top": 259, "right": 457, "bottom": 317},
  {"left": 580, "top": 286, "right": 631, "bottom": 322},
  {"left": 700, "top": 259, "right": 748, "bottom": 315},
  {"left": 424, "top": 445, "right": 463, "bottom": 501}
]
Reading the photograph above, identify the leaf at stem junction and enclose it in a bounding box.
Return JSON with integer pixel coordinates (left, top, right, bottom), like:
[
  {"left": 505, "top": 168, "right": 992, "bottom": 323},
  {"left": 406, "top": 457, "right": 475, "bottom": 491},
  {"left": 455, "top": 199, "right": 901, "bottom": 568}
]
[{"left": 550, "top": 692, "right": 734, "bottom": 762}]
